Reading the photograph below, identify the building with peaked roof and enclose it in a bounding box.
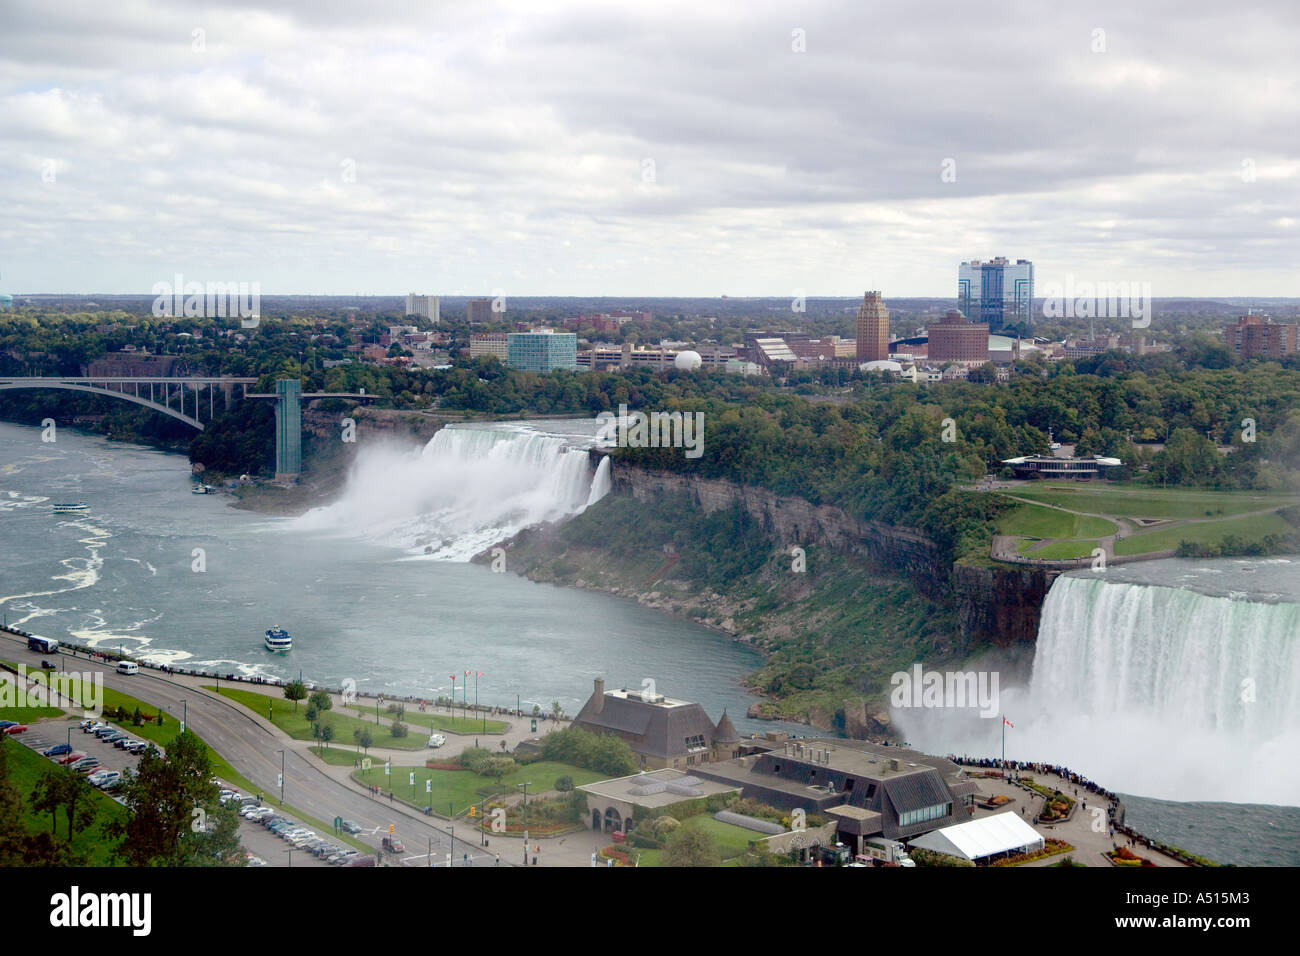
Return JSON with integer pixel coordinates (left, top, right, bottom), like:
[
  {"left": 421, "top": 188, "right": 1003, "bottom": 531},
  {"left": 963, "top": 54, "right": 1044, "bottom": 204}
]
[
  {"left": 692, "top": 738, "right": 980, "bottom": 849},
  {"left": 570, "top": 678, "right": 745, "bottom": 770}
]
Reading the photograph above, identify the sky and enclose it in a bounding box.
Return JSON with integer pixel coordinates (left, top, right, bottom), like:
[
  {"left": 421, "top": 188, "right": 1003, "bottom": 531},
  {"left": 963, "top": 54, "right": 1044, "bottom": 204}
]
[{"left": 1, "top": 0, "right": 1297, "bottom": 297}]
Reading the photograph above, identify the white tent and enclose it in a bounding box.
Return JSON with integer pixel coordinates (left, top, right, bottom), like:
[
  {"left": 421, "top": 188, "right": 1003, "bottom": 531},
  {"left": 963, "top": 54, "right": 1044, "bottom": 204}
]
[{"left": 908, "top": 812, "right": 1044, "bottom": 861}]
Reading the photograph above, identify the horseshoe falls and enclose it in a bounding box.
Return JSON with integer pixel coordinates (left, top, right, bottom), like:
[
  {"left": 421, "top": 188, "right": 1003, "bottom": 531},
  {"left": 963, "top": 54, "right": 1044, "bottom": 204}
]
[
  {"left": 293, "top": 422, "right": 610, "bottom": 559},
  {"left": 1026, "top": 565, "right": 1300, "bottom": 806}
]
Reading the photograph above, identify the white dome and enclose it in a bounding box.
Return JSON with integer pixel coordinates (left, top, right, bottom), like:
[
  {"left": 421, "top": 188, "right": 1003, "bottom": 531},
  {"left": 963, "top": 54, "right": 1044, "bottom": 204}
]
[
  {"left": 674, "top": 350, "right": 703, "bottom": 370},
  {"left": 860, "top": 360, "right": 902, "bottom": 372}
]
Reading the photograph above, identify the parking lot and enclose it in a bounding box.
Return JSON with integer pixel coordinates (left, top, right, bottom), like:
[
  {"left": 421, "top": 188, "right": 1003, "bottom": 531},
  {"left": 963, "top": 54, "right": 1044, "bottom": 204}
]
[{"left": 9, "top": 715, "right": 153, "bottom": 804}]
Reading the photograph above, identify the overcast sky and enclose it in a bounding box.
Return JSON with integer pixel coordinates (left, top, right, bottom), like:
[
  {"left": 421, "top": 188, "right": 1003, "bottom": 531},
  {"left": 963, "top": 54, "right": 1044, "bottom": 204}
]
[{"left": 2, "top": 0, "right": 1297, "bottom": 297}]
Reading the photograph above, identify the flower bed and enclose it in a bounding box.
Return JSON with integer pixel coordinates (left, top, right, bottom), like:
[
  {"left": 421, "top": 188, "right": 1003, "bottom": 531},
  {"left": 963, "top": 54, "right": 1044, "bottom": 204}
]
[
  {"left": 599, "top": 845, "right": 632, "bottom": 866},
  {"left": 1107, "top": 846, "right": 1156, "bottom": 868},
  {"left": 992, "top": 839, "right": 1074, "bottom": 867},
  {"left": 425, "top": 761, "right": 467, "bottom": 771}
]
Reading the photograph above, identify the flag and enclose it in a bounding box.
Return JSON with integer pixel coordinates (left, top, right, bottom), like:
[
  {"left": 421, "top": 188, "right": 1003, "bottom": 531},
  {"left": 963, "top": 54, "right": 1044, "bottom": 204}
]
[{"left": 1003, "top": 717, "right": 1014, "bottom": 728}]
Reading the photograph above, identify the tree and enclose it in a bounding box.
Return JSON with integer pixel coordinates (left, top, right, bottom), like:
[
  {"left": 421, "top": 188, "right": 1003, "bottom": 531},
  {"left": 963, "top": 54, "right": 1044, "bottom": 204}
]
[
  {"left": 354, "top": 726, "right": 373, "bottom": 756},
  {"left": 662, "top": 825, "right": 721, "bottom": 867},
  {"left": 319, "top": 723, "right": 335, "bottom": 751},
  {"left": 308, "top": 689, "right": 333, "bottom": 712},
  {"left": 554, "top": 775, "right": 574, "bottom": 793},
  {"left": 284, "top": 680, "right": 308, "bottom": 711},
  {"left": 304, "top": 704, "right": 318, "bottom": 723},
  {"left": 31, "top": 767, "right": 96, "bottom": 848},
  {"left": 108, "top": 729, "right": 243, "bottom": 866},
  {"left": 551, "top": 699, "right": 565, "bottom": 721},
  {"left": 390, "top": 720, "right": 408, "bottom": 739}
]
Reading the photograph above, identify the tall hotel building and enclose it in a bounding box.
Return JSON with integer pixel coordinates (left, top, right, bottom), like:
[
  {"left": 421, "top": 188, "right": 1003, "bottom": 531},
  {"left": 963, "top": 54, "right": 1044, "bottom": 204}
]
[
  {"left": 928, "top": 309, "right": 990, "bottom": 364},
  {"left": 466, "top": 298, "right": 495, "bottom": 324},
  {"left": 855, "top": 291, "right": 891, "bottom": 362},
  {"left": 405, "top": 294, "right": 440, "bottom": 323},
  {"left": 958, "top": 258, "right": 1034, "bottom": 332}
]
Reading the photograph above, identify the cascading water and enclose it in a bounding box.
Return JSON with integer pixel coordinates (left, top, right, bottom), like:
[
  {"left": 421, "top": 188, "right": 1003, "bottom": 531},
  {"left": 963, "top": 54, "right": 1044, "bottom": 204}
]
[
  {"left": 293, "top": 423, "right": 611, "bottom": 559},
  {"left": 895, "top": 558, "right": 1300, "bottom": 806}
]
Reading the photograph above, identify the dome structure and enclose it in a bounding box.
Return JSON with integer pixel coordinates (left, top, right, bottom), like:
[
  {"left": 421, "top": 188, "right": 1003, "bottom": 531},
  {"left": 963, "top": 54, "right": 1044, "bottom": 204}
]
[
  {"left": 860, "top": 359, "right": 902, "bottom": 372},
  {"left": 674, "top": 350, "right": 703, "bottom": 370}
]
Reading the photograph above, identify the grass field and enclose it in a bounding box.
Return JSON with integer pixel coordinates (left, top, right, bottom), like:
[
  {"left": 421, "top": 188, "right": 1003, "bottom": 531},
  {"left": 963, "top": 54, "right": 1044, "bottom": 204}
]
[
  {"left": 997, "top": 502, "right": 1116, "bottom": 539},
  {"left": 630, "top": 815, "right": 762, "bottom": 867},
  {"left": 354, "top": 760, "right": 604, "bottom": 817},
  {"left": 0, "top": 703, "right": 66, "bottom": 723},
  {"left": 1015, "top": 539, "right": 1098, "bottom": 560},
  {"left": 1114, "top": 511, "right": 1293, "bottom": 556},
  {"left": 344, "top": 705, "right": 509, "bottom": 736},
  {"left": 2, "top": 737, "right": 129, "bottom": 865},
  {"left": 210, "top": 685, "right": 429, "bottom": 751},
  {"left": 1005, "top": 483, "right": 1299, "bottom": 520}
]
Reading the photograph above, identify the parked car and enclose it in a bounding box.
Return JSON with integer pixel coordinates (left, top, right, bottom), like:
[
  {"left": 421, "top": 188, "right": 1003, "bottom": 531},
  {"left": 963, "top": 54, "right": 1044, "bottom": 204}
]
[
  {"left": 246, "top": 855, "right": 268, "bottom": 867},
  {"left": 346, "top": 855, "right": 377, "bottom": 867},
  {"left": 94, "top": 726, "right": 120, "bottom": 739},
  {"left": 84, "top": 721, "right": 106, "bottom": 734},
  {"left": 329, "top": 849, "right": 358, "bottom": 865},
  {"left": 0, "top": 721, "right": 18, "bottom": 730},
  {"left": 340, "top": 819, "right": 362, "bottom": 834},
  {"left": 125, "top": 741, "right": 149, "bottom": 755},
  {"left": 3, "top": 725, "right": 29, "bottom": 735},
  {"left": 113, "top": 736, "right": 135, "bottom": 749},
  {"left": 58, "top": 752, "right": 87, "bottom": 765},
  {"left": 88, "top": 771, "right": 121, "bottom": 789},
  {"left": 70, "top": 757, "right": 101, "bottom": 772},
  {"left": 42, "top": 744, "right": 73, "bottom": 757},
  {"left": 78, "top": 718, "right": 97, "bottom": 731}
]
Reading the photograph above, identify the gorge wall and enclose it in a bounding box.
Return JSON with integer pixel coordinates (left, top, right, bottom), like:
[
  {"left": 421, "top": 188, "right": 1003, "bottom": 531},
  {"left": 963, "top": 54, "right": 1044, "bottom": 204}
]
[{"left": 607, "top": 455, "right": 1051, "bottom": 654}]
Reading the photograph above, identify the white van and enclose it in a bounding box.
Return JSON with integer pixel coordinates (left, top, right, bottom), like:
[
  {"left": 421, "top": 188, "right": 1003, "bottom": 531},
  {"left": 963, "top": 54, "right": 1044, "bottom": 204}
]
[{"left": 116, "top": 661, "right": 139, "bottom": 675}]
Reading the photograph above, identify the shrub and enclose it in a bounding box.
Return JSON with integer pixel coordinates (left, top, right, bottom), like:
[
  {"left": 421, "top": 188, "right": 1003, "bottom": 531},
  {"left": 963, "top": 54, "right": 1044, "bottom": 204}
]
[{"left": 390, "top": 721, "right": 408, "bottom": 738}]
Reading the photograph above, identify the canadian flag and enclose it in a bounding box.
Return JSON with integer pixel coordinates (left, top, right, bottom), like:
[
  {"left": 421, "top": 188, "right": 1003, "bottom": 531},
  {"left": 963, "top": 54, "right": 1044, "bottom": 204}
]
[{"left": 1003, "top": 717, "right": 1014, "bottom": 728}]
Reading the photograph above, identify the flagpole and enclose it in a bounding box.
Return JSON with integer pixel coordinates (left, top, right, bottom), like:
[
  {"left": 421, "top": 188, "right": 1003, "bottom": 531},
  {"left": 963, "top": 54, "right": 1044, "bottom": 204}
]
[{"left": 1001, "top": 714, "right": 1006, "bottom": 779}]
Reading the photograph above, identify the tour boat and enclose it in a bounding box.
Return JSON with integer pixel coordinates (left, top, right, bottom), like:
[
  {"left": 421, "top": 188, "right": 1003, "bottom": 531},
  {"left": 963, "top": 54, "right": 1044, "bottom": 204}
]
[
  {"left": 51, "top": 503, "right": 90, "bottom": 514},
  {"left": 264, "top": 627, "right": 293, "bottom": 653},
  {"left": 191, "top": 485, "right": 215, "bottom": 494}
]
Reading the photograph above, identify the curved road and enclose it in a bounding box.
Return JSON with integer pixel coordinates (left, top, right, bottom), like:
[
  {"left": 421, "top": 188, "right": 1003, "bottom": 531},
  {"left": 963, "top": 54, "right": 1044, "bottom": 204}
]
[{"left": 2, "top": 631, "right": 510, "bottom": 867}]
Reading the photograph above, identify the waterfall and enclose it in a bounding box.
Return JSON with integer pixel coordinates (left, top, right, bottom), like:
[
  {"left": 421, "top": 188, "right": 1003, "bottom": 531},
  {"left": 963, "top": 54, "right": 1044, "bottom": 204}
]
[
  {"left": 293, "top": 423, "right": 609, "bottom": 560},
  {"left": 895, "top": 561, "right": 1300, "bottom": 805}
]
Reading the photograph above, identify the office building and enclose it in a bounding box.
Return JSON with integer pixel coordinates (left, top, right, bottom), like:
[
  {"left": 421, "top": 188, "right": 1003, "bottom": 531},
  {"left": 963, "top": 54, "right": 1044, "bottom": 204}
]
[
  {"left": 469, "top": 332, "right": 509, "bottom": 361},
  {"left": 855, "top": 291, "right": 890, "bottom": 362},
  {"left": 927, "top": 309, "right": 990, "bottom": 364},
  {"left": 404, "top": 294, "right": 440, "bottom": 323},
  {"left": 466, "top": 298, "right": 495, "bottom": 324},
  {"left": 506, "top": 328, "right": 578, "bottom": 371},
  {"left": 1223, "top": 313, "right": 1300, "bottom": 359},
  {"left": 958, "top": 258, "right": 1034, "bottom": 332}
]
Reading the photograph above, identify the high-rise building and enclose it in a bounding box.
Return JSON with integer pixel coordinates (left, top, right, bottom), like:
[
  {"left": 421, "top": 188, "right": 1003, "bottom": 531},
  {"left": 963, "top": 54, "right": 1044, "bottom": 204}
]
[
  {"left": 506, "top": 328, "right": 578, "bottom": 371},
  {"left": 1223, "top": 313, "right": 1300, "bottom": 359},
  {"left": 958, "top": 258, "right": 1034, "bottom": 332},
  {"left": 466, "top": 298, "right": 495, "bottom": 324},
  {"left": 405, "top": 294, "right": 440, "bottom": 323},
  {"left": 469, "top": 332, "right": 510, "bottom": 361},
  {"left": 928, "top": 310, "right": 990, "bottom": 364},
  {"left": 855, "top": 291, "right": 891, "bottom": 362}
]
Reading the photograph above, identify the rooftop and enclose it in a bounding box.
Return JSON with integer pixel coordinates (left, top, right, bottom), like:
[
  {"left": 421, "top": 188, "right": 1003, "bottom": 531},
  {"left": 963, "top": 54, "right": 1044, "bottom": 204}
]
[{"left": 578, "top": 769, "right": 740, "bottom": 809}]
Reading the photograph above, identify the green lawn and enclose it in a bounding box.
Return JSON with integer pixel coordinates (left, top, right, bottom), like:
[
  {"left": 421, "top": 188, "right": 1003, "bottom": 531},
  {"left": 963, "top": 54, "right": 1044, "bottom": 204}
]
[
  {"left": 354, "top": 760, "right": 605, "bottom": 817},
  {"left": 1017, "top": 539, "right": 1099, "bottom": 560},
  {"left": 343, "top": 704, "right": 508, "bottom": 736},
  {"left": 997, "top": 502, "right": 1116, "bottom": 539},
  {"left": 209, "top": 685, "right": 430, "bottom": 751},
  {"left": 629, "top": 815, "right": 763, "bottom": 867},
  {"left": 1114, "top": 511, "right": 1293, "bottom": 556},
  {"left": 0, "top": 704, "right": 66, "bottom": 722},
  {"left": 1008, "top": 483, "right": 1299, "bottom": 520},
  {"left": 2, "top": 737, "right": 130, "bottom": 865}
]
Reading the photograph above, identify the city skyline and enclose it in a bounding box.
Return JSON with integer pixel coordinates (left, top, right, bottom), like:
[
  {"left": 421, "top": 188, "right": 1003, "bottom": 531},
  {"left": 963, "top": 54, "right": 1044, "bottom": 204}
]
[{"left": 2, "top": 1, "right": 1297, "bottom": 297}]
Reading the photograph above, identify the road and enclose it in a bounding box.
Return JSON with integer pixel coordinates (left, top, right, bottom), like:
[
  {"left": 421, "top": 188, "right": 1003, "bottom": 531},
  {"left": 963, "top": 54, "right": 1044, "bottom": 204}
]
[{"left": 1, "top": 630, "right": 509, "bottom": 867}]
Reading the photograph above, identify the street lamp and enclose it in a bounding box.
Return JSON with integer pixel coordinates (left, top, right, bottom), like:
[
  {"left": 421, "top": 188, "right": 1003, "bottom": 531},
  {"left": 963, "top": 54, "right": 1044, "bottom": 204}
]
[
  {"left": 517, "top": 782, "right": 532, "bottom": 865},
  {"left": 449, "top": 675, "right": 456, "bottom": 720},
  {"left": 276, "top": 749, "right": 285, "bottom": 805},
  {"left": 475, "top": 671, "right": 484, "bottom": 732},
  {"left": 463, "top": 670, "right": 470, "bottom": 722},
  {"left": 179, "top": 698, "right": 187, "bottom": 733}
]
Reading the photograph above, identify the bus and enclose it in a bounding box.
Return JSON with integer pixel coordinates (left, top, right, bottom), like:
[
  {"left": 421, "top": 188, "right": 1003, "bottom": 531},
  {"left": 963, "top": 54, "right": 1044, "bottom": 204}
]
[{"left": 27, "top": 636, "right": 59, "bottom": 654}]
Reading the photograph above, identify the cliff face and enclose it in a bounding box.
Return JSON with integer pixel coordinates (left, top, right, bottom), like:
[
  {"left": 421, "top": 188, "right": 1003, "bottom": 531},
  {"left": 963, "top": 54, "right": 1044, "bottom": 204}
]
[
  {"left": 609, "top": 460, "right": 1049, "bottom": 653},
  {"left": 612, "top": 464, "right": 946, "bottom": 593}
]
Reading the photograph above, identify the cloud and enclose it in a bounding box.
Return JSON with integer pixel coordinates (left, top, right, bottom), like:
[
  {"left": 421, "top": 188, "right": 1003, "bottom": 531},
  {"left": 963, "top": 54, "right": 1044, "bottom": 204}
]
[{"left": 0, "top": 0, "right": 1297, "bottom": 295}]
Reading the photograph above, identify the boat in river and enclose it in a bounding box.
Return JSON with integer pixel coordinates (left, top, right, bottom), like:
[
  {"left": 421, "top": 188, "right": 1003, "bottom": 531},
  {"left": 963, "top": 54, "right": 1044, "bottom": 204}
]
[
  {"left": 264, "top": 627, "right": 293, "bottom": 652},
  {"left": 51, "top": 503, "right": 90, "bottom": 514}
]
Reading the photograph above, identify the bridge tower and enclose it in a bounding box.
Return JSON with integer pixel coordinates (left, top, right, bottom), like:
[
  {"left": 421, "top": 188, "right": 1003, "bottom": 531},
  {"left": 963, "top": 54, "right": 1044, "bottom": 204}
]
[{"left": 273, "top": 379, "right": 302, "bottom": 479}]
